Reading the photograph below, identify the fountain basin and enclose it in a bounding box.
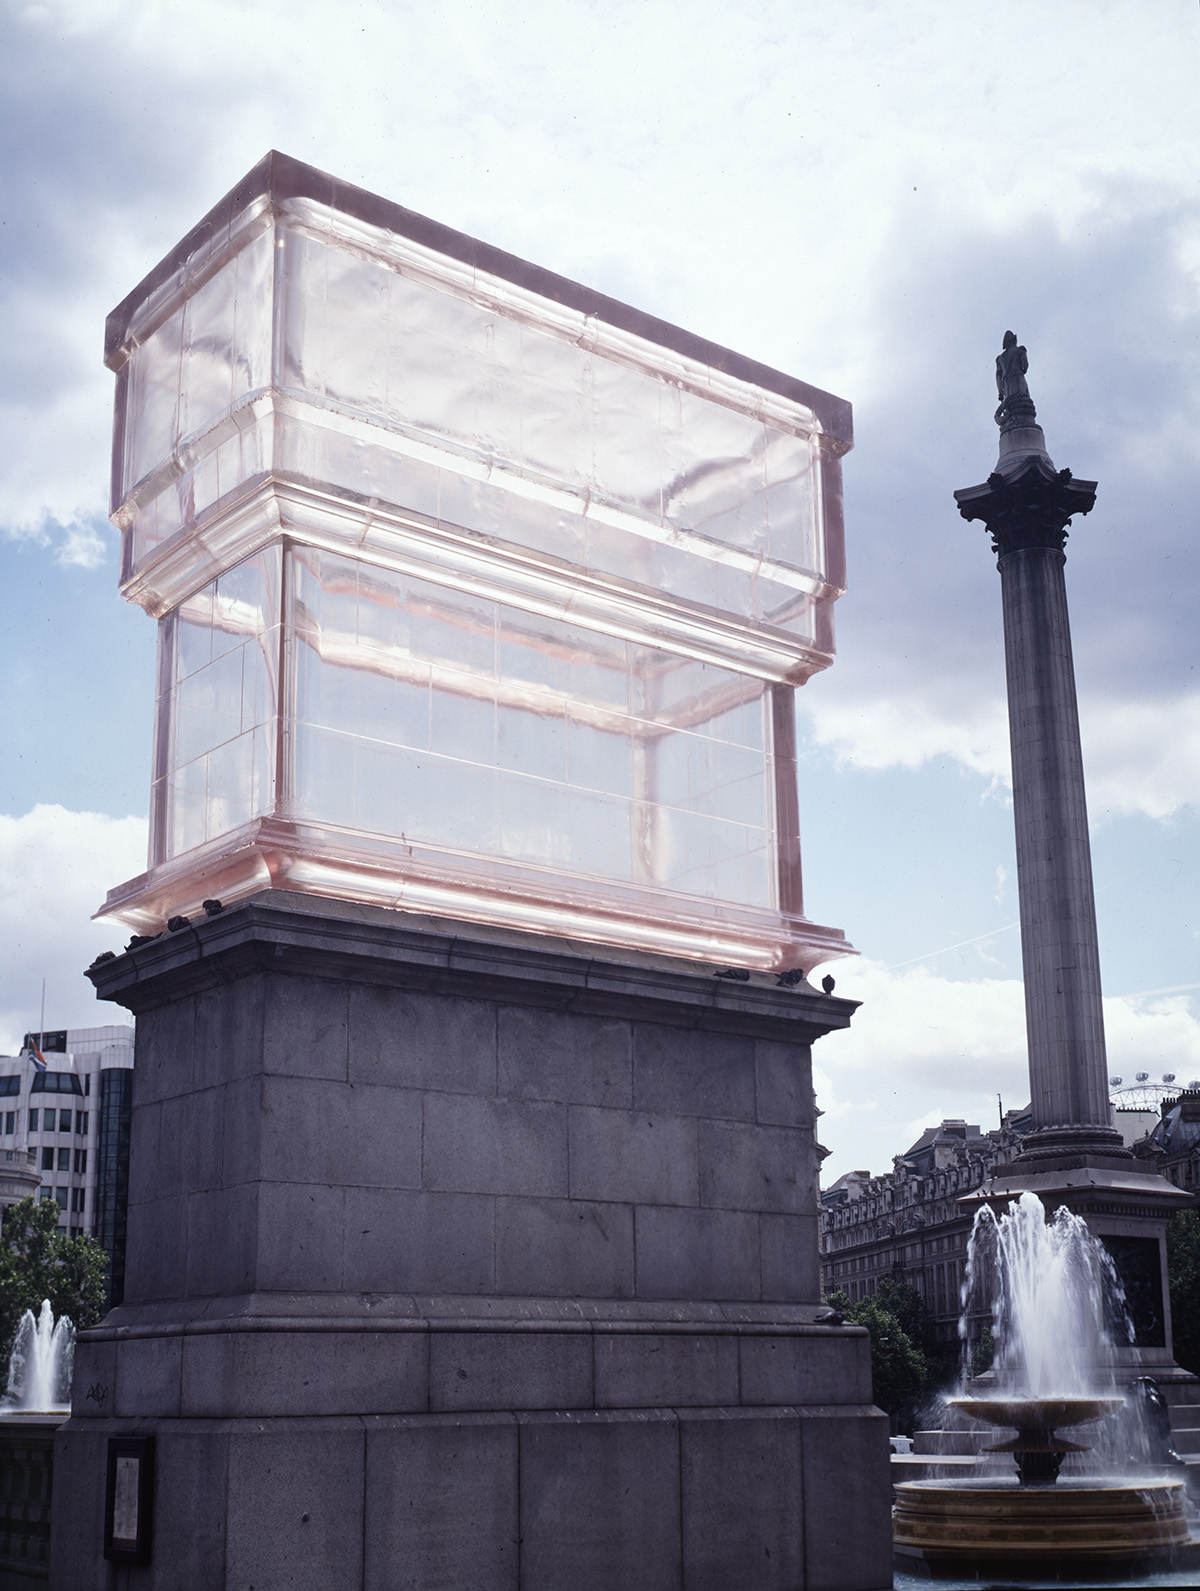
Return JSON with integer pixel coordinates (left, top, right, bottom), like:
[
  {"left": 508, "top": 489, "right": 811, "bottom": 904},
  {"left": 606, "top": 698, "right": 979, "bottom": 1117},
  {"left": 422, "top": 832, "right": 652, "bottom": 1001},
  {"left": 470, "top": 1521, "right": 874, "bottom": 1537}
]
[
  {"left": 948, "top": 1394, "right": 1124, "bottom": 1484},
  {"left": 894, "top": 1477, "right": 1198, "bottom": 1581},
  {"left": 950, "top": 1396, "right": 1123, "bottom": 1432}
]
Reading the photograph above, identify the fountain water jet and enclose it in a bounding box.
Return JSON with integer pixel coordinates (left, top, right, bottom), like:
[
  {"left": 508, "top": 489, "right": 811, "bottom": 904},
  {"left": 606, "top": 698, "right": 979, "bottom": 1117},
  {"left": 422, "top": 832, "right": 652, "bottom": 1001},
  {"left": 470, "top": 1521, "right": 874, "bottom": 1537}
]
[
  {"left": 894, "top": 1192, "right": 1197, "bottom": 1580},
  {"left": 2, "top": 1300, "right": 75, "bottom": 1413}
]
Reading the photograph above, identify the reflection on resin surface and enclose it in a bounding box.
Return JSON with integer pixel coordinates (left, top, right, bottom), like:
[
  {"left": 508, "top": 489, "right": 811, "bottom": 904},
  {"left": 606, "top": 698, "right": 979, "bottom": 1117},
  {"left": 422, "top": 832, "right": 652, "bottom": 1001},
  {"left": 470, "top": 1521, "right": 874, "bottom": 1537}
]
[
  {"left": 153, "top": 547, "right": 279, "bottom": 859},
  {"left": 286, "top": 549, "right": 773, "bottom": 907},
  {"left": 115, "top": 202, "right": 830, "bottom": 649}
]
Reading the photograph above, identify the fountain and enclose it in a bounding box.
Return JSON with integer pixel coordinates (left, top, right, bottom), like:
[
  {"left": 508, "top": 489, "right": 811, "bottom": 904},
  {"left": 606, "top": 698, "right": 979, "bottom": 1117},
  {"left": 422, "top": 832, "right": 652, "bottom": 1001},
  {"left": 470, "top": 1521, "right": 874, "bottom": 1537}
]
[
  {"left": 893, "top": 1192, "right": 1198, "bottom": 1580},
  {"left": 2, "top": 1300, "right": 75, "bottom": 1414}
]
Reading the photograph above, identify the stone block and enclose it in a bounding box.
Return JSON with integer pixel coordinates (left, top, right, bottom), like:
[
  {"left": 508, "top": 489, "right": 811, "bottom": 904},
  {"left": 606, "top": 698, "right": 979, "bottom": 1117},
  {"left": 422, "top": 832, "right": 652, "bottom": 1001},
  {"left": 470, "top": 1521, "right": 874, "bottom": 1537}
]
[
  {"left": 364, "top": 1414, "right": 519, "bottom": 1591},
  {"left": 70, "top": 1334, "right": 118, "bottom": 1418},
  {"left": 344, "top": 1187, "right": 496, "bottom": 1294},
  {"left": 127, "top": 1098, "right": 163, "bottom": 1206},
  {"left": 635, "top": 1205, "right": 760, "bottom": 1301},
  {"left": 219, "top": 1074, "right": 264, "bottom": 1187},
  {"left": 422, "top": 1094, "right": 568, "bottom": 1197},
  {"left": 593, "top": 1332, "right": 738, "bottom": 1408},
  {"left": 429, "top": 1330, "right": 592, "bottom": 1412},
  {"left": 350, "top": 984, "right": 497, "bottom": 1095},
  {"left": 760, "top": 1210, "right": 820, "bottom": 1303},
  {"left": 518, "top": 1409, "right": 682, "bottom": 1591},
  {"left": 568, "top": 1107, "right": 697, "bottom": 1206},
  {"left": 123, "top": 1193, "right": 188, "bottom": 1302},
  {"left": 633, "top": 1025, "right": 755, "bottom": 1122},
  {"left": 131, "top": 997, "right": 194, "bottom": 1105},
  {"left": 164, "top": 1084, "right": 224, "bottom": 1194},
  {"left": 183, "top": 1328, "right": 428, "bottom": 1417},
  {"left": 679, "top": 1407, "right": 803, "bottom": 1591},
  {"left": 798, "top": 1406, "right": 893, "bottom": 1590},
  {"left": 494, "top": 1196, "right": 633, "bottom": 1298},
  {"left": 738, "top": 1330, "right": 871, "bottom": 1406},
  {"left": 225, "top": 1419, "right": 366, "bottom": 1591},
  {"left": 113, "top": 1333, "right": 183, "bottom": 1417},
  {"left": 497, "top": 1006, "right": 632, "bottom": 1108},
  {"left": 255, "top": 1182, "right": 346, "bottom": 1291},
  {"left": 47, "top": 1420, "right": 114, "bottom": 1590},
  {"left": 192, "top": 972, "right": 265, "bottom": 1089},
  {"left": 185, "top": 1183, "right": 258, "bottom": 1297},
  {"left": 754, "top": 1038, "right": 812, "bottom": 1127},
  {"left": 261, "top": 973, "right": 350, "bottom": 1079},
  {"left": 259, "top": 1075, "right": 422, "bottom": 1188},
  {"left": 180, "top": 1332, "right": 236, "bottom": 1419},
  {"left": 146, "top": 1421, "right": 232, "bottom": 1590},
  {"left": 698, "top": 1119, "right": 806, "bottom": 1213}
]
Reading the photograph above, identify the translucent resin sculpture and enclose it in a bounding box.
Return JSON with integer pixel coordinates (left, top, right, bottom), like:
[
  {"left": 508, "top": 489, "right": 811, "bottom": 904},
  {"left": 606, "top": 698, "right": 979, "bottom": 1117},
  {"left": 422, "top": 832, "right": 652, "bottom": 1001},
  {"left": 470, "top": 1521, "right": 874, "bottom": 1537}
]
[{"left": 99, "top": 152, "right": 855, "bottom": 970}]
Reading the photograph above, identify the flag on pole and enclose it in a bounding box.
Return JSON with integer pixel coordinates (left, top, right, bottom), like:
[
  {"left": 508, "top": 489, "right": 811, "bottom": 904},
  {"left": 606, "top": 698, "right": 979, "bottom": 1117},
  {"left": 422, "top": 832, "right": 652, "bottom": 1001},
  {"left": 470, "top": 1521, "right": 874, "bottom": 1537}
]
[{"left": 22, "top": 1038, "right": 47, "bottom": 1074}]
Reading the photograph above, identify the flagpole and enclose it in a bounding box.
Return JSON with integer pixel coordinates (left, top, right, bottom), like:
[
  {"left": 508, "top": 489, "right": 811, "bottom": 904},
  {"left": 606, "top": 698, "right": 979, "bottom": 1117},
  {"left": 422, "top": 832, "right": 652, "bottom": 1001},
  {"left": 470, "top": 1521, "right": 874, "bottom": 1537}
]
[{"left": 39, "top": 978, "right": 45, "bottom": 1055}]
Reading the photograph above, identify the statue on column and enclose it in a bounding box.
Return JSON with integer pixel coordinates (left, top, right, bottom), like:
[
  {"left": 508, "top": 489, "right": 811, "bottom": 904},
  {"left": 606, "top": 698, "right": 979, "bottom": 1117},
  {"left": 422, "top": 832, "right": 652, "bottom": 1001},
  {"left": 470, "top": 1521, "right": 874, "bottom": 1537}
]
[{"left": 995, "top": 330, "right": 1038, "bottom": 432}]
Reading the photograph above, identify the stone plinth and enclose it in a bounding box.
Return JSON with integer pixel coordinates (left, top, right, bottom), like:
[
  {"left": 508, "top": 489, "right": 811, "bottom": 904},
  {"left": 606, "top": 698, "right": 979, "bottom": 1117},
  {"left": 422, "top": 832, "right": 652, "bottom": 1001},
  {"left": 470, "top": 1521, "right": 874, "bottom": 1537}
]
[{"left": 50, "top": 892, "right": 891, "bottom": 1589}]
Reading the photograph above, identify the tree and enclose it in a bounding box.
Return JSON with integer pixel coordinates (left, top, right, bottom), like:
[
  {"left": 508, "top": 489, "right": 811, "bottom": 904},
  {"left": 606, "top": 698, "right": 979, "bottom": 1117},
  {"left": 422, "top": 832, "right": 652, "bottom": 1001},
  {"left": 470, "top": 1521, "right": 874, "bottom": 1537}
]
[
  {"left": 872, "top": 1276, "right": 960, "bottom": 1395},
  {"left": 1167, "top": 1209, "right": 1200, "bottom": 1377},
  {"left": 0, "top": 1198, "right": 109, "bottom": 1363},
  {"left": 826, "top": 1288, "right": 929, "bottom": 1426}
]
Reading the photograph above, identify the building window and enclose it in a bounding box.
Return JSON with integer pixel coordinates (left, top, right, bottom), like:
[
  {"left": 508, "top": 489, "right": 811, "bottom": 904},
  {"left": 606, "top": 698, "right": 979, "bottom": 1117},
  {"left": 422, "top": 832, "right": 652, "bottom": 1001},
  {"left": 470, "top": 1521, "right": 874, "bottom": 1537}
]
[
  {"left": 3, "top": 1112, "right": 12, "bottom": 1135},
  {"left": 39, "top": 1188, "right": 54, "bottom": 1203},
  {"left": 56, "top": 1147, "right": 70, "bottom": 1173},
  {"left": 55, "top": 1187, "right": 67, "bottom": 1209},
  {"left": 31, "top": 1072, "right": 83, "bottom": 1097},
  {"left": 41, "top": 1147, "right": 53, "bottom": 1171},
  {"left": 29, "top": 1109, "right": 38, "bottom": 1132},
  {"left": 59, "top": 1110, "right": 72, "bottom": 1132},
  {"left": 76, "top": 1111, "right": 89, "bottom": 1135},
  {"left": 73, "top": 1149, "right": 88, "bottom": 1175}
]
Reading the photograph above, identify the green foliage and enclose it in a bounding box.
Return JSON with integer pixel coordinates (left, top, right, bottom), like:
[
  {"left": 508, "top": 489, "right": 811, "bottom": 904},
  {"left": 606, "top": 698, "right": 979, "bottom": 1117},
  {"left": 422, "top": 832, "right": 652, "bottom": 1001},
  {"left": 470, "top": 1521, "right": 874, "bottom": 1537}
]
[
  {"left": 873, "top": 1278, "right": 933, "bottom": 1348},
  {"left": 1167, "top": 1209, "right": 1200, "bottom": 1376},
  {"left": 826, "top": 1287, "right": 929, "bottom": 1421},
  {"left": 0, "top": 1198, "right": 109, "bottom": 1361}
]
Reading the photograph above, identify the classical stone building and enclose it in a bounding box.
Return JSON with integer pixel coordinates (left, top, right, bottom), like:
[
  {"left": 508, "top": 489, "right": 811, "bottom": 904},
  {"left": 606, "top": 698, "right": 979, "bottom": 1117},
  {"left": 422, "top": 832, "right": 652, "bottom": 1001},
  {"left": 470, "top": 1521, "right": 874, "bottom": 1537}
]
[
  {"left": 820, "top": 1112, "right": 1031, "bottom": 1345},
  {"left": 1134, "top": 1089, "right": 1200, "bottom": 1196}
]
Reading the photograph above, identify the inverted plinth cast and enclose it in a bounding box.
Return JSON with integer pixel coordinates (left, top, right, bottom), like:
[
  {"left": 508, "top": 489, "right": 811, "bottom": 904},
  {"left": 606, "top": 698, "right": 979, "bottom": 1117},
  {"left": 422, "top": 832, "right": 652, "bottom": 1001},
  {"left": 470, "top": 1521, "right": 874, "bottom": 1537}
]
[{"left": 955, "top": 335, "right": 1124, "bottom": 1162}]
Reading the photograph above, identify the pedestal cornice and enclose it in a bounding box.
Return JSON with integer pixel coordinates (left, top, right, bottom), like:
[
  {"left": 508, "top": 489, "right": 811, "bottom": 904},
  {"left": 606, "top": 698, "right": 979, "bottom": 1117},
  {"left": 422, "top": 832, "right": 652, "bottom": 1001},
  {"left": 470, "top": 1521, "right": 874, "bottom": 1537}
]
[{"left": 87, "top": 887, "right": 859, "bottom": 1045}]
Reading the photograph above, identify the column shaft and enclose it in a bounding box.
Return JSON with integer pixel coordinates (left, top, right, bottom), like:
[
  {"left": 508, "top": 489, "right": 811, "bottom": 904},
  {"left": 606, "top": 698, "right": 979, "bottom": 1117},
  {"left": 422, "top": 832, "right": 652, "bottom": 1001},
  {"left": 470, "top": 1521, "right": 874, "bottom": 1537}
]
[{"left": 999, "top": 546, "right": 1111, "bottom": 1132}]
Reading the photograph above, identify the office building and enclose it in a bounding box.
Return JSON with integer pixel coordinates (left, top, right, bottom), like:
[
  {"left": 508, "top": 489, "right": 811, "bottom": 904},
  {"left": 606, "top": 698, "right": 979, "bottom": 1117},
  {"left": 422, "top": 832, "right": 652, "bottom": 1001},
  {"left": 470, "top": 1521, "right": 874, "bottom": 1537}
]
[{"left": 0, "top": 1025, "right": 134, "bottom": 1293}]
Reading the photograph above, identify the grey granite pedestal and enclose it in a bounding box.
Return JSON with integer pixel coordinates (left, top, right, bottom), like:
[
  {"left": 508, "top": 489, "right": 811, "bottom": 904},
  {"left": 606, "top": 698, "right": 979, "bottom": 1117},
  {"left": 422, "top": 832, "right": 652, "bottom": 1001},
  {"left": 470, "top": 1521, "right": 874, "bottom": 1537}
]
[{"left": 49, "top": 892, "right": 890, "bottom": 1590}]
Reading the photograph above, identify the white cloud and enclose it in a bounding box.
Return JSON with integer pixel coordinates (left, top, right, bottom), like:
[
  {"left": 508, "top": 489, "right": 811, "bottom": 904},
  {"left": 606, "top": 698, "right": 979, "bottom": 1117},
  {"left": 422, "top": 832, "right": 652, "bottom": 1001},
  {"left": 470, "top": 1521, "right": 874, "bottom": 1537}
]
[
  {"left": 1083, "top": 691, "right": 1200, "bottom": 822},
  {"left": 0, "top": 806, "right": 147, "bottom": 1054},
  {"left": 801, "top": 685, "right": 1200, "bottom": 822},
  {"left": 803, "top": 689, "right": 1010, "bottom": 783},
  {"left": 815, "top": 957, "right": 1200, "bottom": 1182}
]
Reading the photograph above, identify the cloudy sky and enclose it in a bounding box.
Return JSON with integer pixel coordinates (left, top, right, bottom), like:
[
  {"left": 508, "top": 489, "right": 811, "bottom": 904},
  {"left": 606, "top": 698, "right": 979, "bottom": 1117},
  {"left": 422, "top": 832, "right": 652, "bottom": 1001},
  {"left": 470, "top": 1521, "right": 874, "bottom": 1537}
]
[{"left": 2, "top": 0, "right": 1198, "bottom": 1180}]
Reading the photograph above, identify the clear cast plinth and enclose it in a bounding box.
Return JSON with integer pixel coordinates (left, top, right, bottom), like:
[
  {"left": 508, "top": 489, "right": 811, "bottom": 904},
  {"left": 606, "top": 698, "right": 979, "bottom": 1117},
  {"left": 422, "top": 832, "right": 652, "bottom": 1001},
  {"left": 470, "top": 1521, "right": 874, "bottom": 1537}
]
[{"left": 99, "top": 152, "right": 855, "bottom": 971}]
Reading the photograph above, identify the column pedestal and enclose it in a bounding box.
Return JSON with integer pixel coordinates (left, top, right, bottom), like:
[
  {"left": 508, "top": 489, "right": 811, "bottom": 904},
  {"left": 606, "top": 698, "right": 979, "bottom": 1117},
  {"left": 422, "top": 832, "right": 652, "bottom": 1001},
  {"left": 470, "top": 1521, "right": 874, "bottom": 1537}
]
[{"left": 50, "top": 892, "right": 891, "bottom": 1590}]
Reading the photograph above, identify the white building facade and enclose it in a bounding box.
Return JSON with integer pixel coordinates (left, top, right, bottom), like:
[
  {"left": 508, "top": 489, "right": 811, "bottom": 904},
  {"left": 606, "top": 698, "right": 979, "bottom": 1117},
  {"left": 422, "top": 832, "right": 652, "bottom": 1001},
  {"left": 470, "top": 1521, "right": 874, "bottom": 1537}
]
[{"left": 0, "top": 1026, "right": 134, "bottom": 1267}]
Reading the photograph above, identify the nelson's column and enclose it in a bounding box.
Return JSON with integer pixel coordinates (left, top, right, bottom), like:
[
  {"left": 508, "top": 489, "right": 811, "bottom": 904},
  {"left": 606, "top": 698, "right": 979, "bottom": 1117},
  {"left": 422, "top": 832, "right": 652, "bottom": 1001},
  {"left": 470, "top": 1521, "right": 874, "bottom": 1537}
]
[{"left": 956, "top": 334, "right": 1193, "bottom": 1387}]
